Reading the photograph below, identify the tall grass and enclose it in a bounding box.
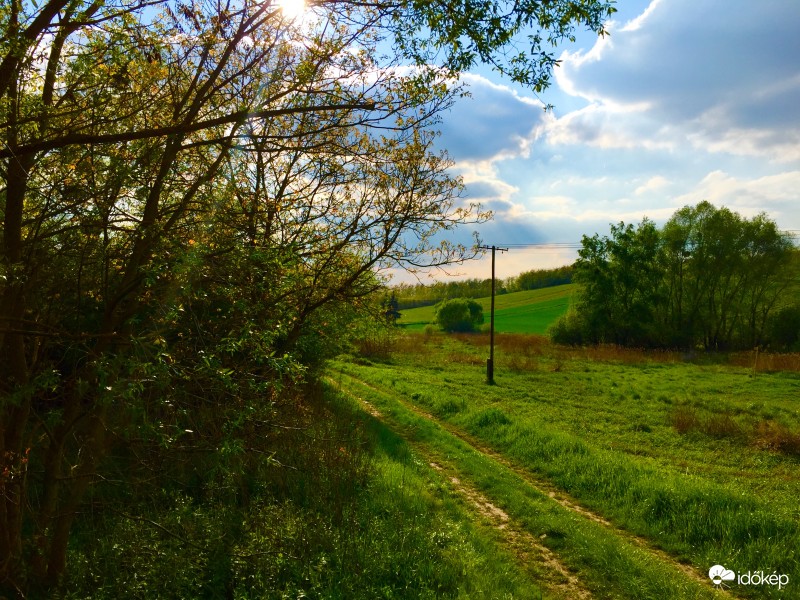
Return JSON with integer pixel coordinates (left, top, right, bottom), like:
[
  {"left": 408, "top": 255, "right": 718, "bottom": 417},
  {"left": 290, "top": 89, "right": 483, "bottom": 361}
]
[{"left": 332, "top": 369, "right": 719, "bottom": 599}]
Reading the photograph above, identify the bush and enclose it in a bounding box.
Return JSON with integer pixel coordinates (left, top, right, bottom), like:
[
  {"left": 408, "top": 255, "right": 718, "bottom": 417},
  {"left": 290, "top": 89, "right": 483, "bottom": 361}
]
[
  {"left": 548, "top": 310, "right": 585, "bottom": 345},
  {"left": 766, "top": 305, "right": 800, "bottom": 351},
  {"left": 434, "top": 298, "right": 484, "bottom": 333}
]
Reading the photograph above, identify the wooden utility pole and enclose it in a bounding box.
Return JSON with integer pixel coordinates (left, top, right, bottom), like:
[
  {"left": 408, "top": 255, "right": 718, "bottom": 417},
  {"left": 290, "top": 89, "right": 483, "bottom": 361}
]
[{"left": 479, "top": 245, "right": 507, "bottom": 384}]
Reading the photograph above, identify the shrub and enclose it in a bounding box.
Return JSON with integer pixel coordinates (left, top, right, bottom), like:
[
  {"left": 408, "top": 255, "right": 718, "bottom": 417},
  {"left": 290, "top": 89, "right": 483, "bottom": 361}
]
[
  {"left": 434, "top": 298, "right": 484, "bottom": 333},
  {"left": 766, "top": 305, "right": 800, "bottom": 351},
  {"left": 548, "top": 310, "right": 585, "bottom": 345}
]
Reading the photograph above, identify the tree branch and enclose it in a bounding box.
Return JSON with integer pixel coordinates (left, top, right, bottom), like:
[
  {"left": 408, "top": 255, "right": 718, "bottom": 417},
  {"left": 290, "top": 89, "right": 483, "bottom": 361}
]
[{"left": 0, "top": 102, "right": 377, "bottom": 158}]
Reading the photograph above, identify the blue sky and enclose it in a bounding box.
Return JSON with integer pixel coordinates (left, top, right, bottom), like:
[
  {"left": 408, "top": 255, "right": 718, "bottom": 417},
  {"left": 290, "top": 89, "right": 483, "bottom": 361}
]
[{"left": 399, "top": 0, "right": 800, "bottom": 283}]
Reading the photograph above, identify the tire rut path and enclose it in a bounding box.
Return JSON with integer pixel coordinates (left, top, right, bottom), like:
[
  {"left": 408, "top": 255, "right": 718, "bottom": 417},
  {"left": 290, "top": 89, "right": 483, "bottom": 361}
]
[{"left": 331, "top": 371, "right": 736, "bottom": 599}]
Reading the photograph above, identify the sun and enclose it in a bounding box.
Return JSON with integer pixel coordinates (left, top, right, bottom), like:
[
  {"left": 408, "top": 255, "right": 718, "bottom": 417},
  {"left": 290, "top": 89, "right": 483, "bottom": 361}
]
[{"left": 276, "top": 0, "right": 306, "bottom": 20}]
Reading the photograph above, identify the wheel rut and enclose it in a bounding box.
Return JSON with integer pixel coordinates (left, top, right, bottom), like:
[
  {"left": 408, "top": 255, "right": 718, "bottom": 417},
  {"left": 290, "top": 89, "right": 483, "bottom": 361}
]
[{"left": 429, "top": 461, "right": 594, "bottom": 600}]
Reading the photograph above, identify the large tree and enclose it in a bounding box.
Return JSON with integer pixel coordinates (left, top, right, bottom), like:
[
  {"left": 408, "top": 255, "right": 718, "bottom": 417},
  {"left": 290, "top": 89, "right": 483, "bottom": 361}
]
[
  {"left": 560, "top": 202, "right": 796, "bottom": 350},
  {"left": 1, "top": 0, "right": 615, "bottom": 592},
  {"left": 573, "top": 219, "right": 662, "bottom": 346},
  {"left": 658, "top": 201, "right": 796, "bottom": 349}
]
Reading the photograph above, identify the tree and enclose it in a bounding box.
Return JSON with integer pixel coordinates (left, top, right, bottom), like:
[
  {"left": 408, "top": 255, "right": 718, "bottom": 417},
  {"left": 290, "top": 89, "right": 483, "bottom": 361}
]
[
  {"left": 572, "top": 219, "right": 662, "bottom": 345},
  {"left": 1, "top": 0, "right": 616, "bottom": 592},
  {"left": 435, "top": 298, "right": 484, "bottom": 332},
  {"left": 381, "top": 293, "right": 402, "bottom": 325},
  {"left": 658, "top": 202, "right": 795, "bottom": 349},
  {"left": 554, "top": 203, "right": 796, "bottom": 350},
  {"left": 510, "top": 265, "right": 573, "bottom": 291}
]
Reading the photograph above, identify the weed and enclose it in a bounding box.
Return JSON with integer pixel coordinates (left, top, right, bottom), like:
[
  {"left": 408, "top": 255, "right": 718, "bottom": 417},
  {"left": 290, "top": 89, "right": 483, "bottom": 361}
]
[
  {"left": 703, "top": 412, "right": 743, "bottom": 439},
  {"left": 446, "top": 351, "right": 483, "bottom": 365},
  {"left": 670, "top": 406, "right": 744, "bottom": 440},
  {"left": 754, "top": 421, "right": 800, "bottom": 456},
  {"left": 353, "top": 332, "right": 396, "bottom": 359},
  {"left": 507, "top": 353, "right": 538, "bottom": 372},
  {"left": 475, "top": 408, "right": 512, "bottom": 427},
  {"left": 731, "top": 350, "right": 800, "bottom": 372},
  {"left": 437, "top": 399, "right": 466, "bottom": 416}
]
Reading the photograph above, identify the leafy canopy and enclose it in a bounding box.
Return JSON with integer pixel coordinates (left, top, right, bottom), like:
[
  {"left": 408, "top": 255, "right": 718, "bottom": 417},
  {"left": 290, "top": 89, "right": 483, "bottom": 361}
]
[{"left": 435, "top": 297, "right": 484, "bottom": 332}]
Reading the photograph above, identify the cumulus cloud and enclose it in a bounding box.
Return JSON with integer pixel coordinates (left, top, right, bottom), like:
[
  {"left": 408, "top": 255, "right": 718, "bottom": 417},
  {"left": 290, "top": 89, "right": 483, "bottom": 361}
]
[
  {"left": 455, "top": 160, "right": 519, "bottom": 205},
  {"left": 673, "top": 170, "right": 800, "bottom": 221},
  {"left": 543, "top": 102, "right": 673, "bottom": 151},
  {"left": 436, "top": 74, "right": 545, "bottom": 162},
  {"left": 553, "top": 0, "right": 800, "bottom": 160},
  {"left": 635, "top": 175, "right": 670, "bottom": 196},
  {"left": 420, "top": 0, "right": 799, "bottom": 282}
]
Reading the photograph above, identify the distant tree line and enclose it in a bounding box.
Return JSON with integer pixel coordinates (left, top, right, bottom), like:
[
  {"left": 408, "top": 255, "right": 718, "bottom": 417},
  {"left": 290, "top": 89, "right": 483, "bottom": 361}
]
[
  {"left": 393, "top": 265, "right": 573, "bottom": 309},
  {"left": 511, "top": 265, "right": 574, "bottom": 292},
  {"left": 551, "top": 202, "right": 799, "bottom": 351}
]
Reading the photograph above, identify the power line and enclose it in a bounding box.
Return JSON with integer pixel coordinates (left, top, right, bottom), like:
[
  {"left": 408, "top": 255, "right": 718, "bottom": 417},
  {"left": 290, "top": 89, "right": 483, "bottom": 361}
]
[
  {"left": 484, "top": 231, "right": 800, "bottom": 249},
  {"left": 483, "top": 242, "right": 582, "bottom": 249}
]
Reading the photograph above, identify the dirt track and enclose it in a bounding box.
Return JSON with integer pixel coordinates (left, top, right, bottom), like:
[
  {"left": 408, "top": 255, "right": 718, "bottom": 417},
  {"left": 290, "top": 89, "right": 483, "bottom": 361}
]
[{"left": 329, "top": 372, "right": 737, "bottom": 599}]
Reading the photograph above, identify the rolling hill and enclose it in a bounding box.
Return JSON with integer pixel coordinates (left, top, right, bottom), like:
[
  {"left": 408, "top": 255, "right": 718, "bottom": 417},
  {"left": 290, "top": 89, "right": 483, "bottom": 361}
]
[{"left": 396, "top": 283, "right": 576, "bottom": 334}]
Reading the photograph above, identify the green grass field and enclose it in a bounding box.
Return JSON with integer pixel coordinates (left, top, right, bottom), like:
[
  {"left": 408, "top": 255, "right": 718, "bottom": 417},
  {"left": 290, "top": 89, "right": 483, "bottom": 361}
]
[
  {"left": 397, "top": 284, "right": 575, "bottom": 334},
  {"left": 331, "top": 334, "right": 800, "bottom": 599}
]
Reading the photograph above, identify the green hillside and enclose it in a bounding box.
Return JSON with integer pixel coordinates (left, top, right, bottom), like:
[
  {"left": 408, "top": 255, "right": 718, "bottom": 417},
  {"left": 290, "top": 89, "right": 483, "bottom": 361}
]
[{"left": 397, "top": 283, "right": 576, "bottom": 334}]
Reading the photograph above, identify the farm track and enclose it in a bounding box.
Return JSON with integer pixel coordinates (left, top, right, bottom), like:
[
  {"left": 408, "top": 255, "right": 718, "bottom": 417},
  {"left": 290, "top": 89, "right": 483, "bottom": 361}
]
[
  {"left": 328, "top": 370, "right": 737, "bottom": 599},
  {"left": 428, "top": 459, "right": 594, "bottom": 600}
]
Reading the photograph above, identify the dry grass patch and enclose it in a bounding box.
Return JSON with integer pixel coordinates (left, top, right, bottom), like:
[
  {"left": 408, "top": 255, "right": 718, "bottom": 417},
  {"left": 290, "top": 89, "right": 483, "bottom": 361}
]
[
  {"left": 671, "top": 406, "right": 701, "bottom": 435},
  {"left": 446, "top": 352, "right": 484, "bottom": 366},
  {"left": 730, "top": 350, "right": 800, "bottom": 373},
  {"left": 754, "top": 421, "right": 800, "bottom": 455},
  {"left": 671, "top": 406, "right": 800, "bottom": 457}
]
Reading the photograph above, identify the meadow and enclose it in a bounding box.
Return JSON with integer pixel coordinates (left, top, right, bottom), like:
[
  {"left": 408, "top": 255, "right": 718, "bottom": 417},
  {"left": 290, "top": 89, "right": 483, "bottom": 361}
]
[
  {"left": 397, "top": 284, "right": 575, "bottom": 333},
  {"left": 331, "top": 333, "right": 800, "bottom": 599}
]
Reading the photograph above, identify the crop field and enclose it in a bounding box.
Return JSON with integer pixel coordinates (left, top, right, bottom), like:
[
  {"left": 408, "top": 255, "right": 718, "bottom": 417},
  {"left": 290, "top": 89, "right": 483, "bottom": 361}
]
[
  {"left": 397, "top": 284, "right": 575, "bottom": 333},
  {"left": 330, "top": 334, "right": 800, "bottom": 599}
]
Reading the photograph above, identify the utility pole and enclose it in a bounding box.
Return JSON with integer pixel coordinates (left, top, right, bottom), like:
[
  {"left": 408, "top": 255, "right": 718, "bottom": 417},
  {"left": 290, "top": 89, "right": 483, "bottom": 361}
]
[{"left": 479, "top": 245, "right": 508, "bottom": 384}]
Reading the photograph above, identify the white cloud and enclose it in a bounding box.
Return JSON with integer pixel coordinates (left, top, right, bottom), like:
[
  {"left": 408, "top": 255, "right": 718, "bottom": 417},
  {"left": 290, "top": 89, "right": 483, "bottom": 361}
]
[
  {"left": 635, "top": 175, "right": 670, "bottom": 196},
  {"left": 674, "top": 171, "right": 800, "bottom": 222},
  {"left": 543, "top": 102, "right": 669, "bottom": 151},
  {"left": 554, "top": 0, "right": 800, "bottom": 161},
  {"left": 455, "top": 160, "right": 519, "bottom": 204},
  {"left": 424, "top": 0, "right": 800, "bottom": 282},
  {"left": 437, "top": 73, "right": 545, "bottom": 162},
  {"left": 619, "top": 0, "right": 663, "bottom": 32}
]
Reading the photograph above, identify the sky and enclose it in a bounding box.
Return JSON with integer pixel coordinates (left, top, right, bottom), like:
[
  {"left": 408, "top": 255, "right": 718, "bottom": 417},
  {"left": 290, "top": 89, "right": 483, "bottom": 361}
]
[{"left": 393, "top": 0, "right": 800, "bottom": 284}]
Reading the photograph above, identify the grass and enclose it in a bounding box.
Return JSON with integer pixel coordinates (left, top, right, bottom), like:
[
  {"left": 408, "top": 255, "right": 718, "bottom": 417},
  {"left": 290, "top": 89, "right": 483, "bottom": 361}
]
[
  {"left": 65, "top": 379, "right": 544, "bottom": 599},
  {"left": 397, "top": 284, "right": 575, "bottom": 334},
  {"left": 329, "top": 369, "right": 716, "bottom": 599},
  {"left": 332, "top": 333, "right": 800, "bottom": 598}
]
